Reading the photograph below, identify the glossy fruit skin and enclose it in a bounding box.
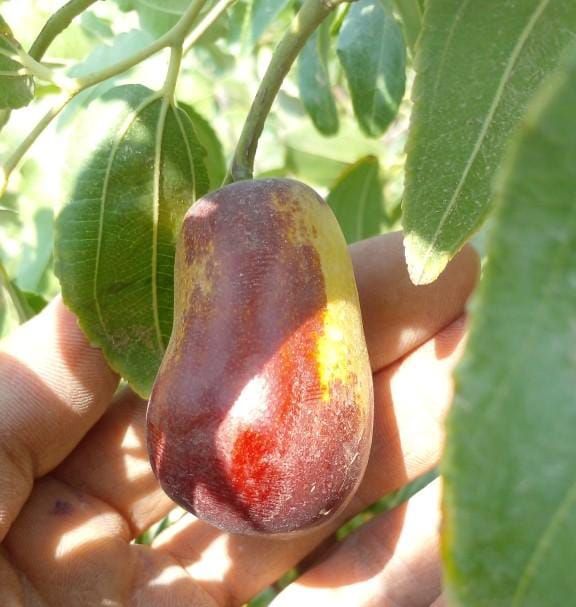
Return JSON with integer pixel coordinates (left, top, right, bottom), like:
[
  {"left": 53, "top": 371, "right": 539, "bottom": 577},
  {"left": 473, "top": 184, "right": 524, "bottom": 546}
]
[{"left": 147, "top": 178, "right": 373, "bottom": 535}]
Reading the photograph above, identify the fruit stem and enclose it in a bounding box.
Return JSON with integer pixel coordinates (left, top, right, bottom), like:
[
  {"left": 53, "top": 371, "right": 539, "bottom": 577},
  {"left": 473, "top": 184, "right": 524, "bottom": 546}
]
[{"left": 225, "top": 0, "right": 354, "bottom": 184}]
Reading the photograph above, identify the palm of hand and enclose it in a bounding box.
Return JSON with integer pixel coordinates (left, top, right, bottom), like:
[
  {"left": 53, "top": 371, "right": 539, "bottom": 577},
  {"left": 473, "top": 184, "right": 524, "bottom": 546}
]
[{"left": 0, "top": 233, "right": 477, "bottom": 607}]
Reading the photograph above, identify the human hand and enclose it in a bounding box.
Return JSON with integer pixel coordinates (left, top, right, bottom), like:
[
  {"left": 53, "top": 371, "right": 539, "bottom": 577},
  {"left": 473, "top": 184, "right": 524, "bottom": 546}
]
[{"left": 0, "top": 231, "right": 478, "bottom": 606}]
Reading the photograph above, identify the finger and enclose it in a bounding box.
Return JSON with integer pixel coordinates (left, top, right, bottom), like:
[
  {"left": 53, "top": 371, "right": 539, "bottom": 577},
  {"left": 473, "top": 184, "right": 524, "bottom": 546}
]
[
  {"left": 350, "top": 315, "right": 467, "bottom": 511},
  {"left": 431, "top": 595, "right": 448, "bottom": 607},
  {"left": 351, "top": 232, "right": 478, "bottom": 371},
  {"left": 0, "top": 299, "right": 119, "bottom": 540},
  {"left": 41, "top": 233, "right": 476, "bottom": 542},
  {"left": 3, "top": 477, "right": 132, "bottom": 606},
  {"left": 3, "top": 477, "right": 219, "bottom": 607},
  {"left": 53, "top": 388, "right": 173, "bottom": 537},
  {"left": 271, "top": 479, "right": 442, "bottom": 607},
  {"left": 151, "top": 317, "right": 466, "bottom": 606}
]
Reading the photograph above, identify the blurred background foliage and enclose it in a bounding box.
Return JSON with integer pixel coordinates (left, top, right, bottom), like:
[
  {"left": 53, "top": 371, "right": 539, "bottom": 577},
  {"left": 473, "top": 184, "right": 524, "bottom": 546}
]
[
  {"left": 0, "top": 1, "right": 418, "bottom": 604},
  {"left": 0, "top": 0, "right": 411, "bottom": 339}
]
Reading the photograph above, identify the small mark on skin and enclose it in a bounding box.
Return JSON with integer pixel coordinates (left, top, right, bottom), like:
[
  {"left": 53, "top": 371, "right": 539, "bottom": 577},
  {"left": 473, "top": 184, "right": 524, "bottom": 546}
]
[{"left": 51, "top": 499, "right": 74, "bottom": 516}]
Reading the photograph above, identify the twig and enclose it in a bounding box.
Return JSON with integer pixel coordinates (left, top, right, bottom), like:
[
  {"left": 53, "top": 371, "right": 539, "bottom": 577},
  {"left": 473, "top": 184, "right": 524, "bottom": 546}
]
[
  {"left": 29, "top": 0, "right": 100, "bottom": 61},
  {"left": 0, "top": 0, "right": 210, "bottom": 196},
  {"left": 0, "top": 94, "right": 70, "bottom": 197},
  {"left": 226, "top": 0, "right": 354, "bottom": 184},
  {"left": 73, "top": 0, "right": 207, "bottom": 91},
  {"left": 184, "top": 0, "right": 239, "bottom": 54}
]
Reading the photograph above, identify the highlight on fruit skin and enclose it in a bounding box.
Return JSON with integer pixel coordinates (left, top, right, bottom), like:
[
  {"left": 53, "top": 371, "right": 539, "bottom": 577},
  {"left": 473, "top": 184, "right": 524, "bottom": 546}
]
[{"left": 147, "top": 178, "right": 374, "bottom": 536}]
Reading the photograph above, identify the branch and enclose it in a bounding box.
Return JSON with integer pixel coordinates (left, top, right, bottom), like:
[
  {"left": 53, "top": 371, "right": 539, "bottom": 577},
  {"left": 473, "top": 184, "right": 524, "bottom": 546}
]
[
  {"left": 0, "top": 94, "right": 70, "bottom": 197},
  {"left": 0, "top": 0, "right": 210, "bottom": 196},
  {"left": 226, "top": 0, "right": 353, "bottom": 184},
  {"left": 74, "top": 0, "right": 207, "bottom": 91},
  {"left": 29, "top": 0, "right": 100, "bottom": 61},
  {"left": 0, "top": 0, "right": 98, "bottom": 136}
]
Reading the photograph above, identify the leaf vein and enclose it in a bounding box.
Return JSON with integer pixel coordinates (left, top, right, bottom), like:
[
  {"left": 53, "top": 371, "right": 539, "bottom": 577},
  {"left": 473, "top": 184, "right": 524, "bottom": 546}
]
[
  {"left": 415, "top": 0, "right": 551, "bottom": 281},
  {"left": 93, "top": 93, "right": 160, "bottom": 343},
  {"left": 151, "top": 97, "right": 170, "bottom": 354}
]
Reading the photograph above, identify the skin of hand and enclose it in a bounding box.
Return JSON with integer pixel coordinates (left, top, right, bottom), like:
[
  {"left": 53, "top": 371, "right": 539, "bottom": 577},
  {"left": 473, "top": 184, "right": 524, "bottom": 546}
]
[{"left": 0, "top": 232, "right": 478, "bottom": 607}]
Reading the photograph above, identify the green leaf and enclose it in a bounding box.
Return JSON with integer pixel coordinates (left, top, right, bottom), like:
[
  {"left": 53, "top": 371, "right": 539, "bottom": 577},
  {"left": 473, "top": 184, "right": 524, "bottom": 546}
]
[
  {"left": 0, "top": 14, "right": 34, "bottom": 109},
  {"left": 391, "top": 0, "right": 422, "bottom": 53},
  {"left": 227, "top": 0, "right": 250, "bottom": 45},
  {"left": 60, "top": 29, "right": 155, "bottom": 126},
  {"left": 0, "top": 255, "right": 46, "bottom": 325},
  {"left": 54, "top": 84, "right": 209, "bottom": 397},
  {"left": 0, "top": 285, "right": 18, "bottom": 339},
  {"left": 114, "top": 0, "right": 136, "bottom": 12},
  {"left": 297, "top": 20, "right": 339, "bottom": 136},
  {"left": 80, "top": 12, "right": 115, "bottom": 41},
  {"left": 68, "top": 29, "right": 154, "bottom": 79},
  {"left": 402, "top": 0, "right": 576, "bottom": 285},
  {"left": 336, "top": 0, "right": 406, "bottom": 138},
  {"left": 443, "top": 48, "right": 576, "bottom": 606},
  {"left": 179, "top": 103, "right": 226, "bottom": 189},
  {"left": 327, "top": 156, "right": 385, "bottom": 243},
  {"left": 134, "top": 0, "right": 190, "bottom": 37},
  {"left": 19, "top": 208, "right": 54, "bottom": 293},
  {"left": 12, "top": 284, "right": 48, "bottom": 319},
  {"left": 250, "top": 0, "right": 292, "bottom": 46},
  {"left": 284, "top": 121, "right": 384, "bottom": 188}
]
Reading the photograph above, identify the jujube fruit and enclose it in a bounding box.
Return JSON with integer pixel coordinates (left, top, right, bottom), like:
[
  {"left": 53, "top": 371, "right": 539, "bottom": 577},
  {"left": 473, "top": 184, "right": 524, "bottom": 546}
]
[{"left": 147, "top": 178, "right": 374, "bottom": 535}]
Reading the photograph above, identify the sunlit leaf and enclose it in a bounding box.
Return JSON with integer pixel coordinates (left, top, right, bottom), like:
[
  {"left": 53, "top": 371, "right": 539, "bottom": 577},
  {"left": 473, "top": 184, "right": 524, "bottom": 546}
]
[
  {"left": 80, "top": 12, "right": 115, "bottom": 41},
  {"left": 284, "top": 121, "right": 385, "bottom": 188},
  {"left": 180, "top": 103, "right": 226, "bottom": 189},
  {"left": 402, "top": 0, "right": 576, "bottom": 284},
  {"left": 0, "top": 13, "right": 34, "bottom": 109},
  {"left": 327, "top": 156, "right": 385, "bottom": 243},
  {"left": 0, "top": 284, "right": 18, "bottom": 339},
  {"left": 60, "top": 29, "right": 155, "bottom": 126},
  {"left": 443, "top": 48, "right": 576, "bottom": 606},
  {"left": 298, "top": 20, "right": 339, "bottom": 136},
  {"left": 250, "top": 0, "right": 292, "bottom": 46},
  {"left": 55, "top": 84, "right": 209, "bottom": 397},
  {"left": 337, "top": 0, "right": 406, "bottom": 138},
  {"left": 113, "top": 0, "right": 136, "bottom": 12},
  {"left": 391, "top": 0, "right": 422, "bottom": 53},
  {"left": 134, "top": 0, "right": 190, "bottom": 37}
]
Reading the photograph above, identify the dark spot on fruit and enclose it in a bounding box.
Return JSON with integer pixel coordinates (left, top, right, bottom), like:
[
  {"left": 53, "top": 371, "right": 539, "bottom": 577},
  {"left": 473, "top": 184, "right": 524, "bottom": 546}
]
[{"left": 51, "top": 499, "right": 74, "bottom": 516}]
